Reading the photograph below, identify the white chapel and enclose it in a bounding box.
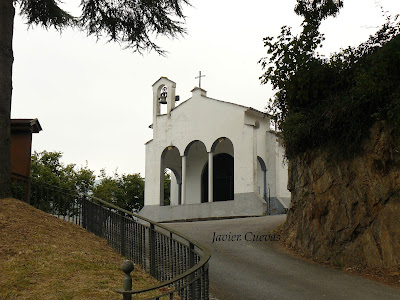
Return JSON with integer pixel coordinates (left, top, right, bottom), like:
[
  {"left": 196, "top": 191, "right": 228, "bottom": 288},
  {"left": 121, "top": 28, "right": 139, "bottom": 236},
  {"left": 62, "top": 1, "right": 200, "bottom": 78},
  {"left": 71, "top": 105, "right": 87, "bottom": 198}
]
[{"left": 139, "top": 77, "right": 291, "bottom": 222}]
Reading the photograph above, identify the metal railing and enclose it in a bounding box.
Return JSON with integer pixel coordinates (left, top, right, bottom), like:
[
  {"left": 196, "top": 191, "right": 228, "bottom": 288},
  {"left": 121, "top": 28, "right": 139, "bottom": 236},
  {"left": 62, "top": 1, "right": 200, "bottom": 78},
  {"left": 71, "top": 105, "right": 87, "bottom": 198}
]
[
  {"left": 11, "top": 172, "right": 31, "bottom": 203},
  {"left": 11, "top": 175, "right": 211, "bottom": 299}
]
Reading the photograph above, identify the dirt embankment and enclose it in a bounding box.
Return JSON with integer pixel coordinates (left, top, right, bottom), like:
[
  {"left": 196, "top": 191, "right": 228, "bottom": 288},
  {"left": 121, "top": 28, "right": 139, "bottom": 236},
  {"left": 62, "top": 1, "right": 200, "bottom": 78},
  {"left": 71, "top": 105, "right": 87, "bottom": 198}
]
[{"left": 0, "top": 198, "right": 158, "bottom": 299}]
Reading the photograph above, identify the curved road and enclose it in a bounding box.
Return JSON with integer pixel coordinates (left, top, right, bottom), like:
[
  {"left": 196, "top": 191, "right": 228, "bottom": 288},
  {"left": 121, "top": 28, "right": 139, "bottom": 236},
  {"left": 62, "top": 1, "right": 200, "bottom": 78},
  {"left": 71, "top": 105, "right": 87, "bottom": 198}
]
[{"left": 166, "top": 215, "right": 400, "bottom": 300}]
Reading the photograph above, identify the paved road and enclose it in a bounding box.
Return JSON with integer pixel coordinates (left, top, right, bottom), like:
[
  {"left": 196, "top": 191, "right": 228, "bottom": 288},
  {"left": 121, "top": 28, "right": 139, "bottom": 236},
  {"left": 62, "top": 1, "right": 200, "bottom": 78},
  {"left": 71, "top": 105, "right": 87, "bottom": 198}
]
[{"left": 166, "top": 215, "right": 400, "bottom": 300}]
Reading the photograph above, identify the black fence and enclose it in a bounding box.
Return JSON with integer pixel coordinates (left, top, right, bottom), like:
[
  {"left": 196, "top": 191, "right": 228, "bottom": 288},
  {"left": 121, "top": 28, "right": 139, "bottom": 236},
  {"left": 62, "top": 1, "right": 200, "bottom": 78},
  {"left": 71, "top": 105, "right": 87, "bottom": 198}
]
[
  {"left": 11, "top": 175, "right": 210, "bottom": 299},
  {"left": 12, "top": 174, "right": 85, "bottom": 225}
]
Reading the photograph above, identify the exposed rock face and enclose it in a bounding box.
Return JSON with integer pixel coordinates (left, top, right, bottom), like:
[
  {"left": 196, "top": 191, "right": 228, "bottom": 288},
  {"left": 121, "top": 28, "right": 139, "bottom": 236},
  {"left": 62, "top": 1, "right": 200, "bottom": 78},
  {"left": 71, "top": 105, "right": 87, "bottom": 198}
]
[{"left": 282, "top": 122, "right": 400, "bottom": 269}]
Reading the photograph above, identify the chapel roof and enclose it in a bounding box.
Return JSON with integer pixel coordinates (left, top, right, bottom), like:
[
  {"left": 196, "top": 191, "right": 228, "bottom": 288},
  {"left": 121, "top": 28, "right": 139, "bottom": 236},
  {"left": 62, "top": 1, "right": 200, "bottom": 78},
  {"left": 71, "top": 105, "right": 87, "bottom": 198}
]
[{"left": 178, "top": 91, "right": 270, "bottom": 118}]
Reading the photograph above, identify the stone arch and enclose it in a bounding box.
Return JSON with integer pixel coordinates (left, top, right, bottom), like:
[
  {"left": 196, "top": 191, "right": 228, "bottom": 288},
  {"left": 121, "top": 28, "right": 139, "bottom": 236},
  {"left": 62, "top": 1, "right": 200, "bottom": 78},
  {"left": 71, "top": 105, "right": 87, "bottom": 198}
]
[
  {"left": 211, "top": 137, "right": 234, "bottom": 155},
  {"left": 168, "top": 167, "right": 181, "bottom": 184},
  {"left": 257, "top": 156, "right": 267, "bottom": 202},
  {"left": 184, "top": 140, "right": 206, "bottom": 156},
  {"left": 160, "top": 146, "right": 181, "bottom": 206}
]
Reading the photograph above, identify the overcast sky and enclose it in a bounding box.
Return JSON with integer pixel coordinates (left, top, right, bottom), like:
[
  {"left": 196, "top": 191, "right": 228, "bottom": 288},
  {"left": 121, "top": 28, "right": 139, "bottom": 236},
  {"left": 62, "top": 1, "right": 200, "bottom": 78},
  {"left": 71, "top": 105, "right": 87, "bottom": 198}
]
[{"left": 11, "top": 0, "right": 400, "bottom": 177}]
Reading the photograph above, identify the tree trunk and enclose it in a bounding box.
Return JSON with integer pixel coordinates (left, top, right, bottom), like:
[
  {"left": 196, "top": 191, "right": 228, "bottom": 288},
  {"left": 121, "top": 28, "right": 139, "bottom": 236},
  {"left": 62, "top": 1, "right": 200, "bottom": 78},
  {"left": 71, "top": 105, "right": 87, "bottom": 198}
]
[{"left": 0, "top": 0, "right": 14, "bottom": 198}]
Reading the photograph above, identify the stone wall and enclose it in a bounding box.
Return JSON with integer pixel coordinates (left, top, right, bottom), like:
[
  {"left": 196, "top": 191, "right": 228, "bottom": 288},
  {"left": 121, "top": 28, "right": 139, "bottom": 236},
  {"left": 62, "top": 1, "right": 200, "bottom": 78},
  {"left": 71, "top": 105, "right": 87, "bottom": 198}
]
[{"left": 282, "top": 121, "right": 400, "bottom": 269}]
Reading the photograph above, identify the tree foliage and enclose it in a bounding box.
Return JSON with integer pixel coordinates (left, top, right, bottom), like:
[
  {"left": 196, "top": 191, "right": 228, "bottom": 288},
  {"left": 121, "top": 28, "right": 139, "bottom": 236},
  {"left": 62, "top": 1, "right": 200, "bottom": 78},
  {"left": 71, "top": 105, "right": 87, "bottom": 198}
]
[
  {"left": 31, "top": 150, "right": 96, "bottom": 194},
  {"left": 31, "top": 151, "right": 145, "bottom": 212},
  {"left": 0, "top": 0, "right": 190, "bottom": 198},
  {"left": 163, "top": 171, "right": 171, "bottom": 206},
  {"left": 93, "top": 169, "right": 144, "bottom": 212},
  {"left": 17, "top": 0, "right": 190, "bottom": 54},
  {"left": 18, "top": 0, "right": 75, "bottom": 29},
  {"left": 260, "top": 0, "right": 400, "bottom": 159}
]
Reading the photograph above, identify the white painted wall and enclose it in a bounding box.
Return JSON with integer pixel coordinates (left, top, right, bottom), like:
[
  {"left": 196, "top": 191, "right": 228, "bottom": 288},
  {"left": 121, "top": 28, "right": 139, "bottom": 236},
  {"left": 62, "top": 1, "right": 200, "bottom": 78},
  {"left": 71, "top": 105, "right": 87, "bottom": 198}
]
[
  {"left": 144, "top": 140, "right": 162, "bottom": 205},
  {"left": 276, "top": 141, "right": 291, "bottom": 198},
  {"left": 264, "top": 132, "right": 278, "bottom": 198}
]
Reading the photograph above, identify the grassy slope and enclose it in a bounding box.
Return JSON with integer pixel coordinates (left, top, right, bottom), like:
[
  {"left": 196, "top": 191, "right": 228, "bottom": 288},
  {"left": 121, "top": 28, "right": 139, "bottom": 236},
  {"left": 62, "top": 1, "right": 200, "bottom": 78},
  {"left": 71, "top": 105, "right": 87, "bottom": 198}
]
[{"left": 0, "top": 198, "right": 158, "bottom": 299}]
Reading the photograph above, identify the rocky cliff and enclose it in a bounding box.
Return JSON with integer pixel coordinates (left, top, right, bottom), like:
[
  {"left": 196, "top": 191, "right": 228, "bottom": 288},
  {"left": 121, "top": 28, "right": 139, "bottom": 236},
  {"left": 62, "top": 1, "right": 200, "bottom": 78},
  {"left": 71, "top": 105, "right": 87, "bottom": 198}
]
[{"left": 282, "top": 121, "right": 400, "bottom": 269}]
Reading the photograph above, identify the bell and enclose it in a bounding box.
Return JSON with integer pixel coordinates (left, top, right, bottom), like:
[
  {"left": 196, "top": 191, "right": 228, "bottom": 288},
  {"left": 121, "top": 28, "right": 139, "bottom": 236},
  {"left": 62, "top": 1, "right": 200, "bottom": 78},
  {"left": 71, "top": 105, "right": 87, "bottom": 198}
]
[
  {"left": 159, "top": 93, "right": 167, "bottom": 104},
  {"left": 159, "top": 87, "right": 168, "bottom": 104}
]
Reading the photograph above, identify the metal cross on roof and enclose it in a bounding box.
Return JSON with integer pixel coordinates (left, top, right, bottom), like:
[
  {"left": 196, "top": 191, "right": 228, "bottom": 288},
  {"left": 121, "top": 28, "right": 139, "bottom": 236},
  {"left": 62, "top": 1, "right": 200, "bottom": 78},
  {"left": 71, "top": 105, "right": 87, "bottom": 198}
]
[{"left": 195, "top": 71, "right": 206, "bottom": 88}]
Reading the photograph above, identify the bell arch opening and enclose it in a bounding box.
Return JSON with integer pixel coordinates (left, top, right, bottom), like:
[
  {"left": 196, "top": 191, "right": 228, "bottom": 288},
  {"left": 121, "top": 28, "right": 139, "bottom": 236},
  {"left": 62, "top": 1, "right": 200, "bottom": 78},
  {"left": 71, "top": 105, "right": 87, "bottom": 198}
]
[{"left": 159, "top": 85, "right": 168, "bottom": 115}]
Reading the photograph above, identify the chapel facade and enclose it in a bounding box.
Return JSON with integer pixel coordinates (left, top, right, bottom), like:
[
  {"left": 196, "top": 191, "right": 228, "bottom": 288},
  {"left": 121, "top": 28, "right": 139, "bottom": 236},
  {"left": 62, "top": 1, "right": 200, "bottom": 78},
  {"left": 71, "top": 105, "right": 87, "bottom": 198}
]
[{"left": 139, "top": 77, "right": 290, "bottom": 222}]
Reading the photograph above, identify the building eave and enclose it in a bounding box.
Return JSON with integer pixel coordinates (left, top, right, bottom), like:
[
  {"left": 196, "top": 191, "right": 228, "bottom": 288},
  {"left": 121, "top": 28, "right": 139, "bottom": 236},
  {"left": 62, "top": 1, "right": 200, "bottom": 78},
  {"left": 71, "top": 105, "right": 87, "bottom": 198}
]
[
  {"left": 245, "top": 108, "right": 270, "bottom": 119},
  {"left": 11, "top": 118, "right": 42, "bottom": 133}
]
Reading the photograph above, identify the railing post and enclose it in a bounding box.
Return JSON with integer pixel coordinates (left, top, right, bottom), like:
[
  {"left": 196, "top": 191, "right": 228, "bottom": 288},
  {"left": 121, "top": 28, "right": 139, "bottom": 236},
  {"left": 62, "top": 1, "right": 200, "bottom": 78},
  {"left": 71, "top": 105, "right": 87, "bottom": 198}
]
[
  {"left": 121, "top": 215, "right": 126, "bottom": 257},
  {"left": 204, "top": 262, "right": 209, "bottom": 299},
  {"left": 121, "top": 260, "right": 134, "bottom": 300},
  {"left": 33, "top": 180, "right": 38, "bottom": 207},
  {"left": 149, "top": 224, "right": 156, "bottom": 277},
  {"left": 82, "top": 195, "right": 87, "bottom": 229},
  {"left": 189, "top": 242, "right": 195, "bottom": 298},
  {"left": 26, "top": 177, "right": 31, "bottom": 204}
]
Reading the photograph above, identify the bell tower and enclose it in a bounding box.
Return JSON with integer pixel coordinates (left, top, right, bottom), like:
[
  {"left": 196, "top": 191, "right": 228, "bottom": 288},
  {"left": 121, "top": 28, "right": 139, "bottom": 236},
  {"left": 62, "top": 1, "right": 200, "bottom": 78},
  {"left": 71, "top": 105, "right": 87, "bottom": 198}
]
[{"left": 152, "top": 77, "right": 177, "bottom": 124}]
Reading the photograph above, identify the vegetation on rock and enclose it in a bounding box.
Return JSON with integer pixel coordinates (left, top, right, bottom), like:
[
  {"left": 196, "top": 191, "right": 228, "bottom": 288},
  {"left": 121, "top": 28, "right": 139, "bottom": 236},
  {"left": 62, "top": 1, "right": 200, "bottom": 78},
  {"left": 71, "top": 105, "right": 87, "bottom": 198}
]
[
  {"left": 260, "top": 0, "right": 400, "bottom": 159},
  {"left": 261, "top": 0, "right": 400, "bottom": 272}
]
